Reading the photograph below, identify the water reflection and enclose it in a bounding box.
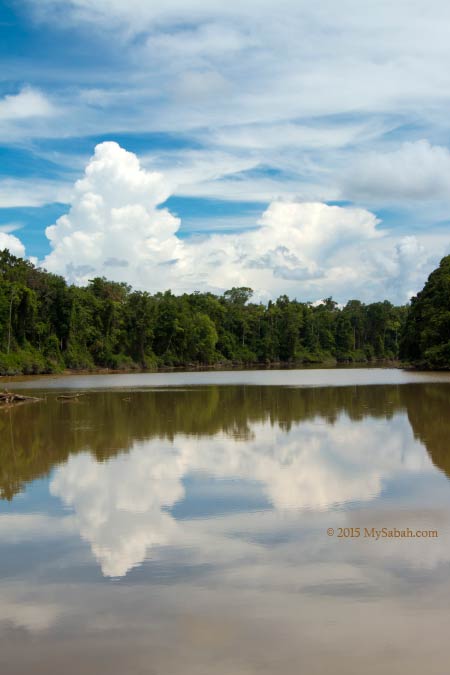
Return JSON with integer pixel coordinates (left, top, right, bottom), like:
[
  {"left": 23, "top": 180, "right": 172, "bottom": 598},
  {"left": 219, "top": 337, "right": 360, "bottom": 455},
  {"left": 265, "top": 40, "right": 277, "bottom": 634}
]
[
  {"left": 0, "top": 384, "right": 439, "bottom": 498},
  {"left": 1, "top": 384, "right": 449, "bottom": 577},
  {"left": 1, "top": 381, "right": 450, "bottom": 674},
  {"left": 52, "top": 412, "right": 428, "bottom": 576},
  {"left": 2, "top": 384, "right": 450, "bottom": 493}
]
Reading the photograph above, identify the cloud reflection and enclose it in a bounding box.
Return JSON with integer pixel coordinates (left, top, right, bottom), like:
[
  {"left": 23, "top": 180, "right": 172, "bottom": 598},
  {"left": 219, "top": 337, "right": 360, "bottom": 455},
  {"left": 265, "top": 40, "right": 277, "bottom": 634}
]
[{"left": 50, "top": 413, "right": 432, "bottom": 577}]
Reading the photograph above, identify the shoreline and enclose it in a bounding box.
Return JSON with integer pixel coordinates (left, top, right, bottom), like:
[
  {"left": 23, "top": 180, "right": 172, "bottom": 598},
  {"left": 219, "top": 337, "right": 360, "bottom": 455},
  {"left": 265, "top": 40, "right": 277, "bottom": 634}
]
[{"left": 1, "top": 359, "right": 405, "bottom": 383}]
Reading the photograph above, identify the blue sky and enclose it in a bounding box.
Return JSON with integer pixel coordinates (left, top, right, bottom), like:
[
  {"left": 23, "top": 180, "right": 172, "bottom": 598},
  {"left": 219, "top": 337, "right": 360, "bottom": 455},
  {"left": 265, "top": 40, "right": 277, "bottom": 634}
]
[{"left": 1, "top": 0, "right": 450, "bottom": 302}]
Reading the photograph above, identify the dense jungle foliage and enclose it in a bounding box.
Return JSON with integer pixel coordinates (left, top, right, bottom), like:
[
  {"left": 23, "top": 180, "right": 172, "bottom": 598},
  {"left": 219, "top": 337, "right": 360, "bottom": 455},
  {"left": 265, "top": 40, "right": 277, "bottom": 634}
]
[
  {"left": 0, "top": 247, "right": 432, "bottom": 375},
  {"left": 400, "top": 254, "right": 450, "bottom": 369}
]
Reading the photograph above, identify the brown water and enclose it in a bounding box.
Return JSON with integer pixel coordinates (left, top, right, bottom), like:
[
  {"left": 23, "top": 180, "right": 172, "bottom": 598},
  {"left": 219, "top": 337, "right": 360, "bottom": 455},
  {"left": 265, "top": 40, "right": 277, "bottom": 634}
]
[{"left": 1, "top": 369, "right": 450, "bottom": 674}]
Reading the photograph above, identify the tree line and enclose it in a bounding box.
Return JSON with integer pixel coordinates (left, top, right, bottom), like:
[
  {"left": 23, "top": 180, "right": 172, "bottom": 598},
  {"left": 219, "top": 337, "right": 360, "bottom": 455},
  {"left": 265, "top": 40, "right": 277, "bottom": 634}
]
[{"left": 0, "top": 248, "right": 448, "bottom": 374}]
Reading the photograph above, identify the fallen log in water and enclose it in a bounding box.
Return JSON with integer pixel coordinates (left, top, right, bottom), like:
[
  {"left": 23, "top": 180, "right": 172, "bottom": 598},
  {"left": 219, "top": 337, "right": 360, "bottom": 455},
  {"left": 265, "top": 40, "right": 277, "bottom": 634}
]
[
  {"left": 56, "top": 393, "right": 85, "bottom": 401},
  {"left": 0, "top": 391, "right": 42, "bottom": 407}
]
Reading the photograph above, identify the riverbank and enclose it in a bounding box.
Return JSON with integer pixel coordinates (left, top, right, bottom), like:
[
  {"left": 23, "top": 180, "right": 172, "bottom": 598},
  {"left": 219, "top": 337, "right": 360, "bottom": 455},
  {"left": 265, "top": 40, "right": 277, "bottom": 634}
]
[{"left": 0, "top": 357, "right": 403, "bottom": 380}]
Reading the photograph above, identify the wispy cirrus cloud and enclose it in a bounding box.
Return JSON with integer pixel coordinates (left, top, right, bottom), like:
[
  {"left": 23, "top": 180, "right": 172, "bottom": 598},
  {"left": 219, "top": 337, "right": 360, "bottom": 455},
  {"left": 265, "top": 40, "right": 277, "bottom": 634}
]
[{"left": 0, "top": 0, "right": 449, "bottom": 281}]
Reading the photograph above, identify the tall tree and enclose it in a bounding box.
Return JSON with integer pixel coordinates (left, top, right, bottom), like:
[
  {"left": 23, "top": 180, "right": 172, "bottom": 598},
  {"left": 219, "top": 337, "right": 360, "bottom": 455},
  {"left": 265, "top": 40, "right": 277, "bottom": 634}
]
[{"left": 400, "top": 255, "right": 450, "bottom": 368}]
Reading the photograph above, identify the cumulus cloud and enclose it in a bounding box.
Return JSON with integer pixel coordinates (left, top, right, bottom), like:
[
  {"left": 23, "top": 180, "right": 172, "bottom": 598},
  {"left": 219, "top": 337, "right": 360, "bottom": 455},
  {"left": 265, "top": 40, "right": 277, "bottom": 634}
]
[
  {"left": 0, "top": 231, "right": 26, "bottom": 258},
  {"left": 43, "top": 142, "right": 183, "bottom": 287},
  {"left": 39, "top": 141, "right": 448, "bottom": 303},
  {"left": 345, "top": 140, "right": 450, "bottom": 201}
]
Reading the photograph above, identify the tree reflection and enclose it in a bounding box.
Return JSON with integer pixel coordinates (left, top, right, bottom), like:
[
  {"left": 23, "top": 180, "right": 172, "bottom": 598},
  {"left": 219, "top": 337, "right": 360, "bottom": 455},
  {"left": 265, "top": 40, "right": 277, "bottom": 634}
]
[
  {"left": 1, "top": 382, "right": 449, "bottom": 501},
  {"left": 402, "top": 384, "right": 450, "bottom": 479}
]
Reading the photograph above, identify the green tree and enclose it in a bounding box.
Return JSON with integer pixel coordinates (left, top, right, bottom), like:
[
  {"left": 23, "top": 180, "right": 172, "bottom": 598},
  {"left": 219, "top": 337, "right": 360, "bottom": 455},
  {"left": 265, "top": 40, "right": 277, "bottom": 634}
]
[
  {"left": 400, "top": 255, "right": 450, "bottom": 368},
  {"left": 0, "top": 248, "right": 416, "bottom": 375}
]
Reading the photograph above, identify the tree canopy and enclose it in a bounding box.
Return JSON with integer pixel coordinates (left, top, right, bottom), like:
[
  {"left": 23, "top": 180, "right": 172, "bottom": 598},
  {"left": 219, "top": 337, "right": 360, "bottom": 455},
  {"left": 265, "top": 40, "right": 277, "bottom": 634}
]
[
  {"left": 0, "top": 248, "right": 410, "bottom": 375},
  {"left": 400, "top": 254, "right": 450, "bottom": 369}
]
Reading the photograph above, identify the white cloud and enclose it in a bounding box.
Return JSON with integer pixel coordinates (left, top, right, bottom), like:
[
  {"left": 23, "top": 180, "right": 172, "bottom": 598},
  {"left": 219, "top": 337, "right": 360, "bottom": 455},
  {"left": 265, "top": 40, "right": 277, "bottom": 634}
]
[
  {"left": 23, "top": 1, "right": 450, "bottom": 126},
  {"left": 208, "top": 119, "right": 388, "bottom": 152},
  {"left": 345, "top": 140, "right": 450, "bottom": 201},
  {"left": 146, "top": 22, "right": 249, "bottom": 60},
  {"left": 174, "top": 70, "right": 231, "bottom": 102},
  {"left": 0, "top": 222, "right": 23, "bottom": 233},
  {"left": 8, "top": 0, "right": 450, "bottom": 219},
  {"left": 0, "top": 85, "right": 59, "bottom": 144},
  {"left": 0, "top": 178, "right": 71, "bottom": 208},
  {"left": 40, "top": 141, "right": 448, "bottom": 302},
  {"left": 0, "top": 86, "right": 55, "bottom": 121},
  {"left": 14, "top": 4, "right": 450, "bottom": 138},
  {"left": 43, "top": 142, "right": 182, "bottom": 286},
  {"left": 0, "top": 231, "right": 26, "bottom": 257}
]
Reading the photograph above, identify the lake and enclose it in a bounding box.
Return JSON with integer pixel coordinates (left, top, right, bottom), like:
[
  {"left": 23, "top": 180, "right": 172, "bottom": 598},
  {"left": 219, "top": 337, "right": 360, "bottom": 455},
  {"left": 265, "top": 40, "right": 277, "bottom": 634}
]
[{"left": 1, "top": 368, "right": 450, "bottom": 674}]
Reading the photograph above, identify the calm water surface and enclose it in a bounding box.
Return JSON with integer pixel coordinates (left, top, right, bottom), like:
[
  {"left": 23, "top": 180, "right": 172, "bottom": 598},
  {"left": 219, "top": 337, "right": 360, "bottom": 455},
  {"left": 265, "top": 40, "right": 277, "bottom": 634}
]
[{"left": 1, "top": 369, "right": 450, "bottom": 674}]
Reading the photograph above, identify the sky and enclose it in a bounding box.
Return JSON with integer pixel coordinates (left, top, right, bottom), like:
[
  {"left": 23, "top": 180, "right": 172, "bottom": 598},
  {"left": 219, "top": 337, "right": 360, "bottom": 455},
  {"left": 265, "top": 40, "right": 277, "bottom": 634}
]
[{"left": 0, "top": 0, "right": 450, "bottom": 303}]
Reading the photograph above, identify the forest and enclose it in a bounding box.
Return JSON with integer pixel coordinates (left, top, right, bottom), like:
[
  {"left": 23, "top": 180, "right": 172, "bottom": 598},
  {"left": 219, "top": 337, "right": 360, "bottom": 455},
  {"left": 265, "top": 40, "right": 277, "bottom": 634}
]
[{"left": 0, "top": 248, "right": 448, "bottom": 375}]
